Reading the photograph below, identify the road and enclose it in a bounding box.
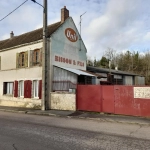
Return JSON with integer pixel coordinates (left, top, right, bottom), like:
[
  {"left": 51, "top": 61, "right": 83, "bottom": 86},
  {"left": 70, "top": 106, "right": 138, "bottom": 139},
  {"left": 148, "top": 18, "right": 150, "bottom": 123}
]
[{"left": 0, "top": 111, "right": 150, "bottom": 150}]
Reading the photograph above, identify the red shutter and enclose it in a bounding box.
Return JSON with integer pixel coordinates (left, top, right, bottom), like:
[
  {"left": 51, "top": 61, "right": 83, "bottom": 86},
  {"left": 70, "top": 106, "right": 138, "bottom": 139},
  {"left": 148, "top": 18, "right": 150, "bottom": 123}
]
[
  {"left": 39, "top": 80, "right": 42, "bottom": 99},
  {"left": 14, "top": 81, "right": 18, "bottom": 97},
  {"left": 24, "top": 80, "right": 32, "bottom": 98}
]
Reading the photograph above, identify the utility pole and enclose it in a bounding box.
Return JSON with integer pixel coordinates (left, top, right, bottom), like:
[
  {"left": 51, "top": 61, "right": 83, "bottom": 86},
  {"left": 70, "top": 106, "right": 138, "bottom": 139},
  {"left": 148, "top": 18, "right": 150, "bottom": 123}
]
[
  {"left": 41, "top": 0, "right": 49, "bottom": 110},
  {"left": 31, "top": 0, "right": 50, "bottom": 110}
]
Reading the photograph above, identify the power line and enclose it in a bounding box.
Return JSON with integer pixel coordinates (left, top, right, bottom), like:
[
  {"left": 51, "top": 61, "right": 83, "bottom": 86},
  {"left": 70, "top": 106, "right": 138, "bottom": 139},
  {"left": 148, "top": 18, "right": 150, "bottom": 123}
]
[{"left": 0, "top": 0, "right": 28, "bottom": 22}]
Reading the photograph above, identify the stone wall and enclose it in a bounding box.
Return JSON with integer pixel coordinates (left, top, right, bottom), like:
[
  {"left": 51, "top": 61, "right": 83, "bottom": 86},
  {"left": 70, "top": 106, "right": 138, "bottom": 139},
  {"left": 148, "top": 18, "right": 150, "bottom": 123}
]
[
  {"left": 51, "top": 92, "right": 76, "bottom": 111},
  {"left": 0, "top": 95, "right": 41, "bottom": 109}
]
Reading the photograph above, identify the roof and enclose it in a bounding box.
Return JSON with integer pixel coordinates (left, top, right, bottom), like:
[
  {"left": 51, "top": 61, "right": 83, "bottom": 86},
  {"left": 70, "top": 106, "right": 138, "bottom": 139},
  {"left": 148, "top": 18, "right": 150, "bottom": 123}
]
[
  {"left": 87, "top": 66, "right": 138, "bottom": 76},
  {"left": 80, "top": 69, "right": 107, "bottom": 78},
  {"left": 0, "top": 21, "right": 61, "bottom": 51},
  {"left": 55, "top": 66, "right": 95, "bottom": 77}
]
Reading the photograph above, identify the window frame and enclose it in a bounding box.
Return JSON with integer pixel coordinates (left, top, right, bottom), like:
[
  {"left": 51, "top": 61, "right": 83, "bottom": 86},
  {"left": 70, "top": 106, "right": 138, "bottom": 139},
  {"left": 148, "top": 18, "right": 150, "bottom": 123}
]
[
  {"left": 3, "top": 82, "right": 14, "bottom": 95},
  {"left": 16, "top": 51, "right": 28, "bottom": 68},
  {"left": 33, "top": 80, "right": 39, "bottom": 98},
  {"left": 19, "top": 80, "right": 24, "bottom": 97},
  {"left": 30, "top": 49, "right": 42, "bottom": 67}
]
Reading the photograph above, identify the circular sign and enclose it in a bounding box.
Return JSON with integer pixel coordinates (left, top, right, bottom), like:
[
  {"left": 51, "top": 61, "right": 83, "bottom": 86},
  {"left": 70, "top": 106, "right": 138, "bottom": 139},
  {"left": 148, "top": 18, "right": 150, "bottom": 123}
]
[{"left": 65, "top": 28, "right": 78, "bottom": 42}]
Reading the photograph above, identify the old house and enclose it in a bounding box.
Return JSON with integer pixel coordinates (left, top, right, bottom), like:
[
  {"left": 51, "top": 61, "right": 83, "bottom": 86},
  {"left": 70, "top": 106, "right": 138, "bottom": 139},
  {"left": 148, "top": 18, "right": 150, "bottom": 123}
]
[{"left": 0, "top": 6, "right": 94, "bottom": 110}]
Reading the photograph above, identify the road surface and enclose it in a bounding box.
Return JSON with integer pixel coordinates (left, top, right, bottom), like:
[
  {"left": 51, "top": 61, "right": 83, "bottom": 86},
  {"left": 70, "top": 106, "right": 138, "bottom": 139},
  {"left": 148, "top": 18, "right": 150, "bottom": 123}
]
[{"left": 0, "top": 111, "right": 150, "bottom": 150}]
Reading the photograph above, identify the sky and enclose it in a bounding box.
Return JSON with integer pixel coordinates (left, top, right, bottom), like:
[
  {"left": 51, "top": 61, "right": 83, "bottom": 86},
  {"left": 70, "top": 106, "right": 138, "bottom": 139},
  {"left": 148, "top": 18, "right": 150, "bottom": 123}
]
[{"left": 0, "top": 0, "right": 150, "bottom": 60}]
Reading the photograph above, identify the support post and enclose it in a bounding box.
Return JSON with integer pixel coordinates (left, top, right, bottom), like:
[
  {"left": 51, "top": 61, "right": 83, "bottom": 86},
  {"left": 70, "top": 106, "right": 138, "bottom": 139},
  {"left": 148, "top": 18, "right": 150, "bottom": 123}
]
[{"left": 41, "top": 0, "right": 50, "bottom": 110}]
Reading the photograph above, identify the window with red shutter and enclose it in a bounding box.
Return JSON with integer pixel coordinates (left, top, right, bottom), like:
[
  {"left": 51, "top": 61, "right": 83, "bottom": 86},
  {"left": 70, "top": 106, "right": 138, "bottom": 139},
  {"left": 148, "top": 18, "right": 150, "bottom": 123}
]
[
  {"left": 24, "top": 80, "right": 32, "bottom": 98},
  {"left": 14, "top": 81, "right": 18, "bottom": 97},
  {"left": 39, "top": 80, "right": 42, "bottom": 99}
]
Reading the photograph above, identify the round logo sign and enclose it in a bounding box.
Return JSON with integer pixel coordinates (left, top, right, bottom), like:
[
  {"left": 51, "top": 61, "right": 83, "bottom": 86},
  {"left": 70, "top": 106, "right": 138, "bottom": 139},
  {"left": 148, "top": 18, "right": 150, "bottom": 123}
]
[{"left": 65, "top": 28, "right": 78, "bottom": 42}]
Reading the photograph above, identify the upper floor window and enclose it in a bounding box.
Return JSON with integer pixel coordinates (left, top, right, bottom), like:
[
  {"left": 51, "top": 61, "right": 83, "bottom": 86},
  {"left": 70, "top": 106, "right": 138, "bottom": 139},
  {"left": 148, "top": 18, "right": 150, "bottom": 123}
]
[
  {"left": 16, "top": 51, "right": 28, "bottom": 68},
  {"left": 30, "top": 49, "right": 42, "bottom": 67}
]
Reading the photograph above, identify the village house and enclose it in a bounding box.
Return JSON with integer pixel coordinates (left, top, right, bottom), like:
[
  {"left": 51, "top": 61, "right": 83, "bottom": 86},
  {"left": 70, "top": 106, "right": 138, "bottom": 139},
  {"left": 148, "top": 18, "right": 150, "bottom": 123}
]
[{"left": 0, "top": 6, "right": 94, "bottom": 110}]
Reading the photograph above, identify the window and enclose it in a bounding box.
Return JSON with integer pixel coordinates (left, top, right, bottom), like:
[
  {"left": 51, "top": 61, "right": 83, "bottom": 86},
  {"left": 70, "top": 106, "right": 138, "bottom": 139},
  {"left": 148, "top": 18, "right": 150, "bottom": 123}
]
[
  {"left": 0, "top": 56, "right": 1, "bottom": 70},
  {"left": 30, "top": 49, "right": 42, "bottom": 67},
  {"left": 19, "top": 80, "right": 24, "bottom": 97},
  {"left": 16, "top": 51, "right": 28, "bottom": 68},
  {"left": 33, "top": 80, "right": 39, "bottom": 98},
  {"left": 3, "top": 82, "right": 13, "bottom": 95},
  {"left": 19, "top": 52, "right": 25, "bottom": 67}
]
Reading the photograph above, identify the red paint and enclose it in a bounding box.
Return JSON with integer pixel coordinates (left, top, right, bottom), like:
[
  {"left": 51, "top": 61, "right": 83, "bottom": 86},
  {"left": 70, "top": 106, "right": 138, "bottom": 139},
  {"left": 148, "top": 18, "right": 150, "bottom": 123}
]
[
  {"left": 24, "top": 80, "right": 32, "bottom": 98},
  {"left": 39, "top": 80, "right": 42, "bottom": 99},
  {"left": 77, "top": 85, "right": 150, "bottom": 117},
  {"left": 65, "top": 28, "right": 78, "bottom": 42},
  {"left": 102, "top": 86, "right": 115, "bottom": 113},
  {"left": 77, "top": 85, "right": 102, "bottom": 112},
  {"left": 55, "top": 55, "right": 84, "bottom": 67},
  {"left": 14, "top": 80, "right": 18, "bottom": 97}
]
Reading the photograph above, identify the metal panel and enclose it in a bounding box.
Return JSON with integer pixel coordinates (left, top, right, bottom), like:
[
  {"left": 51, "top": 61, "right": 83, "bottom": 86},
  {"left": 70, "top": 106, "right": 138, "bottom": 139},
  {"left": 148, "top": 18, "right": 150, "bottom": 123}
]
[
  {"left": 55, "top": 66, "right": 95, "bottom": 76},
  {"left": 77, "top": 85, "right": 102, "bottom": 112},
  {"left": 102, "top": 86, "right": 115, "bottom": 113},
  {"left": 124, "top": 76, "right": 133, "bottom": 85},
  {"left": 114, "top": 86, "right": 134, "bottom": 116},
  {"left": 114, "top": 86, "right": 150, "bottom": 117}
]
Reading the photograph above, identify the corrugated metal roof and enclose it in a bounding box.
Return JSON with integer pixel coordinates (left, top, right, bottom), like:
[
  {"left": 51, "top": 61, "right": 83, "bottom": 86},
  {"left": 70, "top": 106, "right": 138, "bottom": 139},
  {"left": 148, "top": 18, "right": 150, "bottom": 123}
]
[
  {"left": 55, "top": 66, "right": 95, "bottom": 76},
  {"left": 87, "top": 66, "right": 138, "bottom": 76}
]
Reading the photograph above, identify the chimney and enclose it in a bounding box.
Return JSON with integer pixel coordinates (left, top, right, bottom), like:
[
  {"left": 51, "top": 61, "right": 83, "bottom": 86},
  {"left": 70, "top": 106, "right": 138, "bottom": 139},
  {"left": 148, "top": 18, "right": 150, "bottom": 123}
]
[
  {"left": 61, "top": 6, "right": 69, "bottom": 23},
  {"left": 10, "top": 31, "right": 14, "bottom": 38}
]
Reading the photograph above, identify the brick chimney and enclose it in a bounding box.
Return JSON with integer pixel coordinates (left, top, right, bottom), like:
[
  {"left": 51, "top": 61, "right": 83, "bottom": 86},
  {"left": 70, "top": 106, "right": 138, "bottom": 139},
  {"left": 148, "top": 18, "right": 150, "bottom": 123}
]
[
  {"left": 61, "top": 6, "right": 69, "bottom": 23},
  {"left": 10, "top": 31, "right": 14, "bottom": 38}
]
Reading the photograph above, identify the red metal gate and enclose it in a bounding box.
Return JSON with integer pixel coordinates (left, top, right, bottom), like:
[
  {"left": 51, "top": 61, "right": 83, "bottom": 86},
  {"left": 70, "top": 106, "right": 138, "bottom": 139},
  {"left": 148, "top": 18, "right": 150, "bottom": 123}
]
[
  {"left": 77, "top": 85, "right": 150, "bottom": 117},
  {"left": 102, "top": 86, "right": 115, "bottom": 113},
  {"left": 77, "top": 85, "right": 102, "bottom": 112}
]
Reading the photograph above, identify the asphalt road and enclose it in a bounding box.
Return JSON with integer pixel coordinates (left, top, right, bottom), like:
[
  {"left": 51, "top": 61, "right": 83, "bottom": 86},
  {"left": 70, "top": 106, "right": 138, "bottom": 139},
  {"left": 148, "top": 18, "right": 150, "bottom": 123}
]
[{"left": 0, "top": 111, "right": 150, "bottom": 150}]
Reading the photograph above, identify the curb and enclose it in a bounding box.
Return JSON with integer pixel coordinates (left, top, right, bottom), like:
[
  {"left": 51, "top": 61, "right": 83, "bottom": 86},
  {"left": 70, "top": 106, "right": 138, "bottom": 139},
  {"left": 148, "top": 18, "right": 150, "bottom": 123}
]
[{"left": 0, "top": 109, "right": 150, "bottom": 126}]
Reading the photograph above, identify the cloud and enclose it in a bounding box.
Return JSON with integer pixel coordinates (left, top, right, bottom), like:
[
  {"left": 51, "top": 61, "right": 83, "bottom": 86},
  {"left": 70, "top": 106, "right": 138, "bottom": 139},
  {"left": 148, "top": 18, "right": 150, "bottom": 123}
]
[
  {"left": 0, "top": 0, "right": 150, "bottom": 60},
  {"left": 83, "top": 0, "right": 150, "bottom": 59}
]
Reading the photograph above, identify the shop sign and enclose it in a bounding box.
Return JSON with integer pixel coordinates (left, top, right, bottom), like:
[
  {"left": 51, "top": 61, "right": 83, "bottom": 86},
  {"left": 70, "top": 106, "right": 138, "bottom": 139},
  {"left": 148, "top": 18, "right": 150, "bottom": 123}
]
[
  {"left": 65, "top": 28, "right": 78, "bottom": 42},
  {"left": 55, "top": 55, "right": 84, "bottom": 67}
]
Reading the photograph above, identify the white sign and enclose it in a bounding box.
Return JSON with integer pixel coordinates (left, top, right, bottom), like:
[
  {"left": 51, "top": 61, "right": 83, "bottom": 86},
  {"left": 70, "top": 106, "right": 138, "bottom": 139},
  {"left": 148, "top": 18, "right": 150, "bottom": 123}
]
[{"left": 134, "top": 87, "right": 150, "bottom": 99}]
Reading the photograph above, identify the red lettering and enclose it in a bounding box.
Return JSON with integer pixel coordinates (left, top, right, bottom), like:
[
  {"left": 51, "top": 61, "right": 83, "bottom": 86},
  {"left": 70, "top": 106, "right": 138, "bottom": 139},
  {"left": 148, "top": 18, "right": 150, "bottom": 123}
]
[
  {"left": 73, "top": 60, "right": 76, "bottom": 65},
  {"left": 66, "top": 58, "right": 68, "bottom": 63},
  {"left": 55, "top": 56, "right": 58, "bottom": 61},
  {"left": 69, "top": 59, "right": 72, "bottom": 64}
]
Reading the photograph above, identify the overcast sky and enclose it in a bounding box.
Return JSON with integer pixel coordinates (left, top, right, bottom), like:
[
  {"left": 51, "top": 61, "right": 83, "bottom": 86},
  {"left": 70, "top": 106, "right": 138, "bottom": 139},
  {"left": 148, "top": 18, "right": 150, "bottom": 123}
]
[{"left": 0, "top": 0, "right": 150, "bottom": 60}]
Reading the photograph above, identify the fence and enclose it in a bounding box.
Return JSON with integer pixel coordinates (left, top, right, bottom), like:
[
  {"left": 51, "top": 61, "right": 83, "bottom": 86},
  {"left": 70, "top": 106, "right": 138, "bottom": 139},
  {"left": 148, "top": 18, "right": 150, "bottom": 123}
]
[{"left": 77, "top": 85, "right": 150, "bottom": 117}]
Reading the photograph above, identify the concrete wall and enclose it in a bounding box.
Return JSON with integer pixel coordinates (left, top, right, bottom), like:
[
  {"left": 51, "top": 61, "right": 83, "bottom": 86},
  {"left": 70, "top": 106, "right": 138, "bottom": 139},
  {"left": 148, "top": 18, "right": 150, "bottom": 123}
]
[
  {"left": 51, "top": 92, "right": 76, "bottom": 111},
  {"left": 0, "top": 95, "right": 41, "bottom": 108}
]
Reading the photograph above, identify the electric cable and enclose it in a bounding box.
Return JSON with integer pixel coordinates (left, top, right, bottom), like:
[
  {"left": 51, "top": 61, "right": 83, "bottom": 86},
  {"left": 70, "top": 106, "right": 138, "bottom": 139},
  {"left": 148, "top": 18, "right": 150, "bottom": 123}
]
[{"left": 0, "top": 0, "right": 28, "bottom": 22}]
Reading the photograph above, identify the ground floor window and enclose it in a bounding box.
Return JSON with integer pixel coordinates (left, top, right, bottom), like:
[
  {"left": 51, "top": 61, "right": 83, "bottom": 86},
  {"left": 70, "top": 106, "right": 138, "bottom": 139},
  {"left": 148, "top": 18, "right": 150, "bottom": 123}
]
[
  {"left": 19, "top": 80, "right": 24, "bottom": 97},
  {"left": 33, "top": 80, "right": 39, "bottom": 98},
  {"left": 3, "top": 82, "right": 13, "bottom": 95}
]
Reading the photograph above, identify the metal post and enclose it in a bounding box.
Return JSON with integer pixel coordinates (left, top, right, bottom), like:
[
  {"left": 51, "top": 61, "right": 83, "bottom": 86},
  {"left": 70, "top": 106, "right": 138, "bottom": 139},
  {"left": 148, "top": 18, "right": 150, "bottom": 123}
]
[{"left": 41, "top": 0, "right": 49, "bottom": 110}]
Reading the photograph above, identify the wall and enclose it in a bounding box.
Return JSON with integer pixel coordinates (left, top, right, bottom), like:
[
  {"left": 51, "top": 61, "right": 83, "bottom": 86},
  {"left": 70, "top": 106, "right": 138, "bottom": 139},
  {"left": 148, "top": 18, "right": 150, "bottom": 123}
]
[
  {"left": 77, "top": 85, "right": 150, "bottom": 117},
  {"left": 51, "top": 17, "right": 87, "bottom": 70},
  {"left": 51, "top": 92, "right": 76, "bottom": 111},
  {"left": 0, "top": 95, "right": 41, "bottom": 108},
  {"left": 0, "top": 42, "right": 43, "bottom": 107}
]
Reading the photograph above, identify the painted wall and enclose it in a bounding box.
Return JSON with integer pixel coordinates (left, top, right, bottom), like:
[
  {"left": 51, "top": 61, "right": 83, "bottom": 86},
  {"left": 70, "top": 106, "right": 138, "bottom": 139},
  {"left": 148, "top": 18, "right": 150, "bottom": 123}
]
[
  {"left": 51, "top": 92, "right": 76, "bottom": 111},
  {"left": 51, "top": 17, "right": 87, "bottom": 70},
  {"left": 0, "top": 42, "right": 43, "bottom": 107}
]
